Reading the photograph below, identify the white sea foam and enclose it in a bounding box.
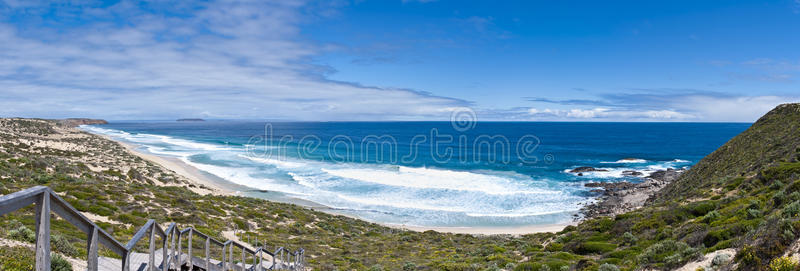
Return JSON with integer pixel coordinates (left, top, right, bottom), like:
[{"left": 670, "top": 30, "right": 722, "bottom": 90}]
[
  {"left": 82, "top": 125, "right": 234, "bottom": 155},
  {"left": 333, "top": 192, "right": 583, "bottom": 218},
  {"left": 565, "top": 160, "right": 684, "bottom": 179},
  {"left": 600, "top": 158, "right": 648, "bottom": 164},
  {"left": 464, "top": 210, "right": 571, "bottom": 217},
  {"left": 334, "top": 194, "right": 472, "bottom": 213},
  {"left": 180, "top": 157, "right": 311, "bottom": 196},
  {"left": 322, "top": 166, "right": 557, "bottom": 195},
  {"left": 160, "top": 136, "right": 232, "bottom": 151},
  {"left": 239, "top": 154, "right": 304, "bottom": 168}
]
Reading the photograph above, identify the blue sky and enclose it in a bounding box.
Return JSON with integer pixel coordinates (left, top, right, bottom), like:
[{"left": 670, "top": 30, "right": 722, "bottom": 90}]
[{"left": 1, "top": 0, "right": 799, "bottom": 121}]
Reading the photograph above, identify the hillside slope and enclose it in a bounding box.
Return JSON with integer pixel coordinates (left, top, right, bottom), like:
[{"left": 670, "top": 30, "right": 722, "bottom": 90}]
[{"left": 659, "top": 103, "right": 800, "bottom": 201}]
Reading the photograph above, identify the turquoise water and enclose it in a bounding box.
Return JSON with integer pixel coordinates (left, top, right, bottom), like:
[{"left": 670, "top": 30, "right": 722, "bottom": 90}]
[{"left": 82, "top": 121, "right": 749, "bottom": 227}]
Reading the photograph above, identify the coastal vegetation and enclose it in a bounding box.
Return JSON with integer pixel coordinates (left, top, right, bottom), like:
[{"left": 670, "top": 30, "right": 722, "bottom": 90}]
[{"left": 1, "top": 103, "right": 800, "bottom": 270}]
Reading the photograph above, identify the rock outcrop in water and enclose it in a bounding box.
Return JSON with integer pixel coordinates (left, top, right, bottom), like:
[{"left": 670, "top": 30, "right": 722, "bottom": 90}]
[{"left": 569, "top": 166, "right": 608, "bottom": 173}]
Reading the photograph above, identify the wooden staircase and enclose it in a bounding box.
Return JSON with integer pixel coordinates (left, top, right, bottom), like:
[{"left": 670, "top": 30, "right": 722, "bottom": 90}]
[{"left": 0, "top": 186, "right": 305, "bottom": 271}]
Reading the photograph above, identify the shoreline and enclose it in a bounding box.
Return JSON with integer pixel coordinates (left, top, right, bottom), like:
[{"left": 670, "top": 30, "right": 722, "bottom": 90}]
[
  {"left": 109, "top": 136, "right": 233, "bottom": 196},
  {"left": 394, "top": 223, "right": 574, "bottom": 235},
  {"left": 98, "top": 131, "right": 575, "bottom": 235}
]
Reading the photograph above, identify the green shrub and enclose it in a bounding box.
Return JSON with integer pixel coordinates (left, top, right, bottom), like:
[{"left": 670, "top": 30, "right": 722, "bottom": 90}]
[
  {"left": 51, "top": 253, "right": 72, "bottom": 271},
  {"left": 482, "top": 263, "right": 501, "bottom": 271},
  {"left": 545, "top": 242, "right": 563, "bottom": 252},
  {"left": 575, "top": 241, "right": 616, "bottom": 254},
  {"left": 0, "top": 246, "right": 34, "bottom": 271},
  {"left": 436, "top": 262, "right": 472, "bottom": 271},
  {"left": 622, "top": 232, "right": 637, "bottom": 245},
  {"left": 703, "top": 229, "right": 732, "bottom": 247},
  {"left": 783, "top": 201, "right": 800, "bottom": 218},
  {"left": 402, "top": 262, "right": 416, "bottom": 271},
  {"left": 0, "top": 245, "right": 73, "bottom": 271},
  {"left": 771, "top": 181, "right": 785, "bottom": 190},
  {"left": 638, "top": 240, "right": 701, "bottom": 268},
  {"left": 8, "top": 225, "right": 35, "bottom": 242},
  {"left": 735, "top": 245, "right": 760, "bottom": 266},
  {"left": 598, "top": 263, "right": 620, "bottom": 271},
  {"left": 774, "top": 191, "right": 787, "bottom": 205},
  {"left": 763, "top": 162, "right": 800, "bottom": 181},
  {"left": 768, "top": 256, "right": 799, "bottom": 271},
  {"left": 52, "top": 234, "right": 79, "bottom": 258},
  {"left": 702, "top": 211, "right": 721, "bottom": 223},
  {"left": 791, "top": 192, "right": 800, "bottom": 201},
  {"left": 687, "top": 201, "right": 716, "bottom": 216},
  {"left": 747, "top": 208, "right": 762, "bottom": 219},
  {"left": 711, "top": 253, "right": 731, "bottom": 267}
]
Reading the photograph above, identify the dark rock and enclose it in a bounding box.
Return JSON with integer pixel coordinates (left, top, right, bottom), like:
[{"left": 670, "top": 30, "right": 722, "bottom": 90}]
[
  {"left": 570, "top": 166, "right": 608, "bottom": 173},
  {"left": 647, "top": 169, "right": 684, "bottom": 183},
  {"left": 622, "top": 170, "right": 643, "bottom": 176},
  {"left": 585, "top": 182, "right": 604, "bottom": 188},
  {"left": 580, "top": 169, "right": 685, "bottom": 220}
]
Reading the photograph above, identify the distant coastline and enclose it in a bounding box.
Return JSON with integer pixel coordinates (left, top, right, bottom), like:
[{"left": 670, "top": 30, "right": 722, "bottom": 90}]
[{"left": 177, "top": 118, "right": 205, "bottom": 122}]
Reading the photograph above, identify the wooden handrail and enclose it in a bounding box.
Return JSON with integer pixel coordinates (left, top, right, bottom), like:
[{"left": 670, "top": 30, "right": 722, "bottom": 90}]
[{"left": 0, "top": 186, "right": 306, "bottom": 271}]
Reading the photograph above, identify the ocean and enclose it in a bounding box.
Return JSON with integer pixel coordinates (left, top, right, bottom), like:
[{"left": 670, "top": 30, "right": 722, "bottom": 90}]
[{"left": 81, "top": 121, "right": 750, "bottom": 228}]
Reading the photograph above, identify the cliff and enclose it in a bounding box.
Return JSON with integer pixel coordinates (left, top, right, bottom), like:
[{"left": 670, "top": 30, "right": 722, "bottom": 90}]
[{"left": 56, "top": 118, "right": 108, "bottom": 127}]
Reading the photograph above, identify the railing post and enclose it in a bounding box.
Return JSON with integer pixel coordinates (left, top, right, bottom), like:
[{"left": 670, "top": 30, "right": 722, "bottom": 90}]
[
  {"left": 222, "top": 243, "right": 227, "bottom": 271},
  {"left": 187, "top": 229, "right": 193, "bottom": 269},
  {"left": 87, "top": 226, "right": 99, "bottom": 271},
  {"left": 257, "top": 249, "right": 263, "bottom": 271},
  {"left": 34, "top": 192, "right": 50, "bottom": 271},
  {"left": 176, "top": 231, "right": 182, "bottom": 268},
  {"left": 228, "top": 243, "right": 233, "bottom": 271},
  {"left": 149, "top": 224, "right": 156, "bottom": 271},
  {"left": 241, "top": 246, "right": 245, "bottom": 270},
  {"left": 205, "top": 237, "right": 210, "bottom": 271},
  {"left": 170, "top": 229, "right": 176, "bottom": 270},
  {"left": 162, "top": 229, "right": 168, "bottom": 271},
  {"left": 122, "top": 251, "right": 131, "bottom": 271}
]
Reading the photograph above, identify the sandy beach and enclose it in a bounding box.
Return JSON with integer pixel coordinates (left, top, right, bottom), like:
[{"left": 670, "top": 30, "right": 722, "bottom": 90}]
[{"left": 109, "top": 136, "right": 233, "bottom": 195}]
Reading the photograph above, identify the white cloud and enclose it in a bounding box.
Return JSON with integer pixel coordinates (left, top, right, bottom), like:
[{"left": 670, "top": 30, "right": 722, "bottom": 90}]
[
  {"left": 526, "top": 107, "right": 694, "bottom": 121},
  {"left": 678, "top": 95, "right": 798, "bottom": 122},
  {"left": 0, "top": 0, "right": 467, "bottom": 120},
  {"left": 566, "top": 108, "right": 608, "bottom": 118},
  {"left": 526, "top": 92, "right": 799, "bottom": 122}
]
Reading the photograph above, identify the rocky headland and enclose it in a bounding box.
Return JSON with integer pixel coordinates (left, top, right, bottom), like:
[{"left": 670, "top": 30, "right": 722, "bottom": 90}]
[
  {"left": 56, "top": 118, "right": 108, "bottom": 127},
  {"left": 580, "top": 168, "right": 686, "bottom": 219}
]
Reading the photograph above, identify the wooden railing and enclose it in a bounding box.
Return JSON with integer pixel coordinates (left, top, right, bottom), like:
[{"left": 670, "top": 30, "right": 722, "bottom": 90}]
[{"left": 0, "top": 186, "right": 305, "bottom": 271}]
